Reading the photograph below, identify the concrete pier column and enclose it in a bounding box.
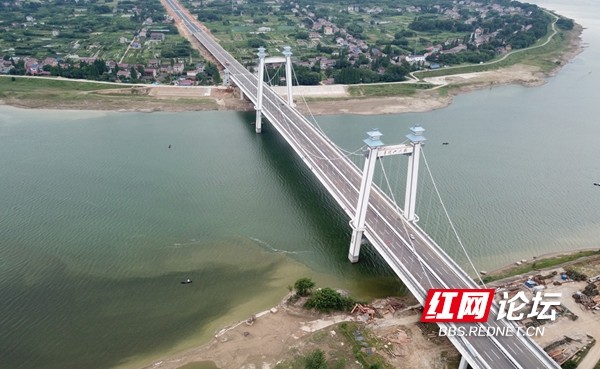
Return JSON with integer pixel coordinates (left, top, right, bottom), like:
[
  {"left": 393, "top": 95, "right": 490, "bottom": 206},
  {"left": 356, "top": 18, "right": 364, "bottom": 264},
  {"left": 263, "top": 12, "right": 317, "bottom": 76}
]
[
  {"left": 403, "top": 126, "right": 426, "bottom": 221},
  {"left": 282, "top": 46, "right": 294, "bottom": 107},
  {"left": 458, "top": 356, "right": 469, "bottom": 369},
  {"left": 254, "top": 47, "right": 266, "bottom": 133},
  {"left": 348, "top": 131, "right": 383, "bottom": 263}
]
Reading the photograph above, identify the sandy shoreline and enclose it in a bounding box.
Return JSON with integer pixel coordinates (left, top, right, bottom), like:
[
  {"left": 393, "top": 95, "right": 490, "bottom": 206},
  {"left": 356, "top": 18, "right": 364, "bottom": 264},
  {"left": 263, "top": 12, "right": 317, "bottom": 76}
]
[
  {"left": 0, "top": 61, "right": 571, "bottom": 116},
  {"left": 135, "top": 246, "right": 599, "bottom": 369},
  {"left": 485, "top": 247, "right": 600, "bottom": 277},
  {"left": 137, "top": 294, "right": 442, "bottom": 369}
]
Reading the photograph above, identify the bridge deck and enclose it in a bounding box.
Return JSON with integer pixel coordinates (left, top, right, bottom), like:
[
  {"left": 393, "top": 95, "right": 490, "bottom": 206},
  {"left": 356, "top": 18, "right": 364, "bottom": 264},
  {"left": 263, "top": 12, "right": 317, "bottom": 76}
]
[{"left": 163, "top": 1, "right": 561, "bottom": 368}]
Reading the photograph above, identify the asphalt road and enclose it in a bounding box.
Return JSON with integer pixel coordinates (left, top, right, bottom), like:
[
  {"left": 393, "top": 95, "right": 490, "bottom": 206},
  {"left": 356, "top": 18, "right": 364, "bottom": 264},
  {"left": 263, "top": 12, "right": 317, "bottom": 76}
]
[{"left": 162, "top": 1, "right": 561, "bottom": 368}]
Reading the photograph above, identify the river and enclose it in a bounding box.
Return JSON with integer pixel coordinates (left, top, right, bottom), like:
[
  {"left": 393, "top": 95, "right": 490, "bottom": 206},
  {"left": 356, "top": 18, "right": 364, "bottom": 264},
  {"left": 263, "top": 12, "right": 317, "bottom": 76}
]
[{"left": 1, "top": 0, "right": 599, "bottom": 368}]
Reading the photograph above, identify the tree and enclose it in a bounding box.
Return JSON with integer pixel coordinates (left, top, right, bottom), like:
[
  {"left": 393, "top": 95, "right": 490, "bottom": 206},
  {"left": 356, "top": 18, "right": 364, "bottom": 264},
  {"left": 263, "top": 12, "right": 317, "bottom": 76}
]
[
  {"left": 294, "top": 278, "right": 315, "bottom": 297},
  {"left": 293, "top": 65, "right": 320, "bottom": 85},
  {"left": 204, "top": 62, "right": 221, "bottom": 84},
  {"left": 304, "top": 349, "right": 327, "bottom": 369},
  {"left": 296, "top": 31, "right": 309, "bottom": 40},
  {"left": 556, "top": 18, "right": 574, "bottom": 30},
  {"left": 305, "top": 287, "right": 353, "bottom": 312},
  {"left": 130, "top": 67, "right": 138, "bottom": 81}
]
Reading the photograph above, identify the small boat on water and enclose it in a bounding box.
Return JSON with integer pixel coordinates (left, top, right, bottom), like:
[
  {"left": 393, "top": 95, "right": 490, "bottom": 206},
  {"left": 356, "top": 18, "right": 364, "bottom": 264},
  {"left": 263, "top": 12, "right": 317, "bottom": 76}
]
[
  {"left": 594, "top": 183, "right": 600, "bottom": 186},
  {"left": 442, "top": 142, "right": 449, "bottom": 145},
  {"left": 180, "top": 279, "right": 192, "bottom": 284}
]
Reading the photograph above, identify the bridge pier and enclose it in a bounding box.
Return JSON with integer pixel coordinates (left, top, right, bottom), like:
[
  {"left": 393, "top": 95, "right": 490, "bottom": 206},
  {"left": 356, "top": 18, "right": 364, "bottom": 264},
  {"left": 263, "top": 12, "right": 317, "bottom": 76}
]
[
  {"left": 223, "top": 68, "right": 230, "bottom": 86},
  {"left": 254, "top": 47, "right": 266, "bottom": 133},
  {"left": 458, "top": 356, "right": 469, "bottom": 369},
  {"left": 403, "top": 126, "right": 426, "bottom": 222},
  {"left": 282, "top": 46, "right": 294, "bottom": 107},
  {"left": 348, "top": 131, "right": 382, "bottom": 263}
]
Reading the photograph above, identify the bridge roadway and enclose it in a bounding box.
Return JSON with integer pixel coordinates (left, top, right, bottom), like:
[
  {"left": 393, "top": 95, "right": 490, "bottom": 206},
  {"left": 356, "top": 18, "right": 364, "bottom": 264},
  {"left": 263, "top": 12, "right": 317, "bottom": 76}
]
[{"left": 163, "top": 1, "right": 561, "bottom": 368}]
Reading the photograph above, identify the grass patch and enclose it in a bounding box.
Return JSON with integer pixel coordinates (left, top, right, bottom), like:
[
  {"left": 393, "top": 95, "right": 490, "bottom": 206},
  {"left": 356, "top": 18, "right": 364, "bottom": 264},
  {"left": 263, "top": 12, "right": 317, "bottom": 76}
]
[
  {"left": 482, "top": 250, "right": 600, "bottom": 284},
  {"left": 347, "top": 83, "right": 434, "bottom": 97},
  {"left": 0, "top": 76, "right": 121, "bottom": 93},
  {"left": 274, "top": 323, "right": 363, "bottom": 369},
  {"left": 339, "top": 322, "right": 393, "bottom": 369},
  {"left": 0, "top": 77, "right": 218, "bottom": 110},
  {"left": 565, "top": 337, "right": 595, "bottom": 369}
]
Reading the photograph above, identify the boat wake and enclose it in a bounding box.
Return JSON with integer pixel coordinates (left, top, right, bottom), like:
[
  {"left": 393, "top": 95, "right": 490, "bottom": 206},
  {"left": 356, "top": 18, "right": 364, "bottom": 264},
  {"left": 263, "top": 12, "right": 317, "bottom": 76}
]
[
  {"left": 248, "top": 237, "right": 310, "bottom": 255},
  {"left": 170, "top": 239, "right": 203, "bottom": 248}
]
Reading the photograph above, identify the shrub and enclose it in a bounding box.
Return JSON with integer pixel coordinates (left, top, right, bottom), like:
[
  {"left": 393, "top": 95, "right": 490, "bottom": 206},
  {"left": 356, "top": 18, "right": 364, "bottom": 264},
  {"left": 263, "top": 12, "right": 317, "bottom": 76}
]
[
  {"left": 294, "top": 277, "right": 315, "bottom": 297},
  {"left": 305, "top": 287, "right": 353, "bottom": 312},
  {"left": 305, "top": 349, "right": 327, "bottom": 369}
]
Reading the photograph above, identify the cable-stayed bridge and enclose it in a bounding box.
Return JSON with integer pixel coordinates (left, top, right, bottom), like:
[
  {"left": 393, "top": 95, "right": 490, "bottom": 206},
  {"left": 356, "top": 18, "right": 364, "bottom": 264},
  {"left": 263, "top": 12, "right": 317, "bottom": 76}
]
[{"left": 162, "top": 1, "right": 561, "bottom": 368}]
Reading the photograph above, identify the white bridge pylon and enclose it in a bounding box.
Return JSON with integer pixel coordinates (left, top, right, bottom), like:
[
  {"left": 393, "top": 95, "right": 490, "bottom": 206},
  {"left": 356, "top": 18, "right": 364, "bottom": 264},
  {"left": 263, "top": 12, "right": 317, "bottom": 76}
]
[
  {"left": 348, "top": 127, "right": 426, "bottom": 263},
  {"left": 254, "top": 46, "right": 294, "bottom": 133}
]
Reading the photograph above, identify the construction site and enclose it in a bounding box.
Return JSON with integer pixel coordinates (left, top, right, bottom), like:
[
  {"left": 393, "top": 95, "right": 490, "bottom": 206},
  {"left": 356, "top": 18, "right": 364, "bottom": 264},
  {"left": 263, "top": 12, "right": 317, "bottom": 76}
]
[{"left": 487, "top": 256, "right": 600, "bottom": 369}]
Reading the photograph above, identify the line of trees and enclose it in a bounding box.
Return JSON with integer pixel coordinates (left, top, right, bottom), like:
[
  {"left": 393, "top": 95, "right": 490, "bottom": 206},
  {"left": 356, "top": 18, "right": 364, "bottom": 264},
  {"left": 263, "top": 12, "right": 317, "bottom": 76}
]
[{"left": 333, "top": 60, "right": 412, "bottom": 84}]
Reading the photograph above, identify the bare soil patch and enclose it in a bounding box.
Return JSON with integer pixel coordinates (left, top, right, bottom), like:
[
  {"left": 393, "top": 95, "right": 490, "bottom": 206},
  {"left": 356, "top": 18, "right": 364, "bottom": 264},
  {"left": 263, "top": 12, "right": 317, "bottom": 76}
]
[{"left": 139, "top": 295, "right": 458, "bottom": 369}]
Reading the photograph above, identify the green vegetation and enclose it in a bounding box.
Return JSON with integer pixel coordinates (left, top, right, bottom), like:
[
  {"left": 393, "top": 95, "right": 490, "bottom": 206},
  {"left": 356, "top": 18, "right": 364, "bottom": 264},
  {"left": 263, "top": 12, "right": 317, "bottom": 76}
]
[
  {"left": 348, "top": 82, "right": 433, "bottom": 97},
  {"left": 0, "top": 76, "right": 125, "bottom": 104},
  {"left": 0, "top": 0, "right": 188, "bottom": 61},
  {"left": 481, "top": 250, "right": 600, "bottom": 284},
  {"left": 556, "top": 18, "right": 575, "bottom": 30},
  {"left": 0, "top": 76, "right": 119, "bottom": 93},
  {"left": 564, "top": 338, "right": 595, "bottom": 369},
  {"left": 304, "top": 349, "right": 327, "bottom": 369},
  {"left": 294, "top": 277, "right": 316, "bottom": 297},
  {"left": 416, "top": 16, "right": 579, "bottom": 81},
  {"left": 0, "top": 75, "right": 217, "bottom": 109},
  {"left": 290, "top": 278, "right": 354, "bottom": 313},
  {"left": 305, "top": 288, "right": 354, "bottom": 313},
  {"left": 275, "top": 323, "right": 393, "bottom": 369},
  {"left": 0, "top": 0, "right": 577, "bottom": 89},
  {"left": 0, "top": 0, "right": 210, "bottom": 84},
  {"left": 178, "top": 0, "right": 570, "bottom": 85},
  {"left": 339, "top": 322, "right": 393, "bottom": 369}
]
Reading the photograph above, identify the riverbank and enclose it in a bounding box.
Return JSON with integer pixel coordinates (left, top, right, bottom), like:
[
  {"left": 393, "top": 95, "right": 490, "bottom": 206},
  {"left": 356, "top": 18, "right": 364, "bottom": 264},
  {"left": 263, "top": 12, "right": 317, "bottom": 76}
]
[
  {"left": 0, "top": 61, "right": 566, "bottom": 115},
  {"left": 138, "top": 246, "right": 600, "bottom": 369},
  {"left": 483, "top": 248, "right": 600, "bottom": 284},
  {"left": 0, "top": 24, "right": 582, "bottom": 116},
  {"left": 137, "top": 293, "right": 456, "bottom": 369}
]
